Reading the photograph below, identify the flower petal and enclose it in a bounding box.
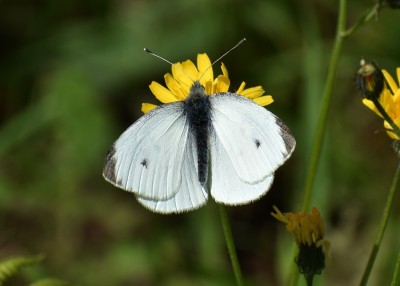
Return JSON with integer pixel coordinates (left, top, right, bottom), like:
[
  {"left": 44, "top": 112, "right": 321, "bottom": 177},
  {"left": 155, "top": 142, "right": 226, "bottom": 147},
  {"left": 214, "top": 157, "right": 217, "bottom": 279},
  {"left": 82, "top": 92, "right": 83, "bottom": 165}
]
[
  {"left": 182, "top": 59, "right": 199, "bottom": 79},
  {"left": 253, "top": 95, "right": 274, "bottom": 106},
  {"left": 149, "top": 81, "right": 179, "bottom": 103},
  {"left": 164, "top": 73, "right": 187, "bottom": 100},
  {"left": 214, "top": 75, "right": 230, "bottom": 93},
  {"left": 197, "top": 53, "right": 213, "bottom": 86},
  {"left": 380, "top": 89, "right": 395, "bottom": 111},
  {"left": 236, "top": 82, "right": 246, "bottom": 94},
  {"left": 397, "top": 68, "right": 400, "bottom": 86},
  {"left": 171, "top": 62, "right": 193, "bottom": 94},
  {"left": 204, "top": 81, "right": 213, "bottom": 95},
  {"left": 362, "top": 98, "right": 382, "bottom": 117},
  {"left": 383, "top": 69, "right": 399, "bottom": 92},
  {"left": 221, "top": 63, "right": 229, "bottom": 78},
  {"left": 238, "top": 86, "right": 265, "bottom": 99},
  {"left": 384, "top": 120, "right": 400, "bottom": 140},
  {"left": 141, "top": 103, "right": 158, "bottom": 114}
]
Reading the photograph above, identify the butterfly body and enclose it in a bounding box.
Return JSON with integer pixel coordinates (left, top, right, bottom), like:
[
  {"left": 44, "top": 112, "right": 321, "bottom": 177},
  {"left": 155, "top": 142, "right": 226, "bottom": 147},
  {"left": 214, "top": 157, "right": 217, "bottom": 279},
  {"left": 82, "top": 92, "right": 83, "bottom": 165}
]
[{"left": 184, "top": 81, "right": 212, "bottom": 185}]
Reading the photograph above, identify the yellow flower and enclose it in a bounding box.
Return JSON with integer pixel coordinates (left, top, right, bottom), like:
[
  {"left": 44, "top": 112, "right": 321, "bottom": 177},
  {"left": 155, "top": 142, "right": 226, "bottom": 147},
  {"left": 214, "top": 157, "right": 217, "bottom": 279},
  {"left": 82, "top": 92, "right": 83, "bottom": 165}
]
[
  {"left": 141, "top": 53, "right": 274, "bottom": 113},
  {"left": 272, "top": 206, "right": 328, "bottom": 248},
  {"left": 362, "top": 67, "right": 400, "bottom": 140},
  {"left": 271, "top": 206, "right": 330, "bottom": 281}
]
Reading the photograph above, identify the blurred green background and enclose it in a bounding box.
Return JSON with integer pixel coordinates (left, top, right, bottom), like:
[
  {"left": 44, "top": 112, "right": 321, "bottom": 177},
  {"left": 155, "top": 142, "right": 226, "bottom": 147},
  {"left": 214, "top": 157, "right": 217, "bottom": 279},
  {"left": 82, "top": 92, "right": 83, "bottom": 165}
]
[{"left": 1, "top": 0, "right": 400, "bottom": 285}]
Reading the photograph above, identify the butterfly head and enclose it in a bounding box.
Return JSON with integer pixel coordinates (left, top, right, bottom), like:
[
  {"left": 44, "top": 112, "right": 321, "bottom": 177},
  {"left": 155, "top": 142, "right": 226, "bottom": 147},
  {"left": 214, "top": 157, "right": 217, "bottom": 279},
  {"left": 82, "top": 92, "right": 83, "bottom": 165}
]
[
  {"left": 189, "top": 81, "right": 206, "bottom": 96},
  {"left": 185, "top": 81, "right": 209, "bottom": 109}
]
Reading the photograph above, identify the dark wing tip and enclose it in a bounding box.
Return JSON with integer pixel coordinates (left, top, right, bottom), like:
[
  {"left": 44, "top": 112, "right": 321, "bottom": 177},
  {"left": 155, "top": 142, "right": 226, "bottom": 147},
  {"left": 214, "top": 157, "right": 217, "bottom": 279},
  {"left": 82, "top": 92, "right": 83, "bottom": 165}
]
[
  {"left": 103, "top": 144, "right": 117, "bottom": 183},
  {"left": 275, "top": 118, "right": 296, "bottom": 155}
]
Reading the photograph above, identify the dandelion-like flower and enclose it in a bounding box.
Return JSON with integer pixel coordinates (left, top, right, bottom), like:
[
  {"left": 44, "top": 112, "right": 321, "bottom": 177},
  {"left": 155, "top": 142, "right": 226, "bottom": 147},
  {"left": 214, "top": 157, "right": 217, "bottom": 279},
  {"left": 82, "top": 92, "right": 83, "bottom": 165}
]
[
  {"left": 142, "top": 53, "right": 274, "bottom": 113},
  {"left": 272, "top": 206, "right": 330, "bottom": 285},
  {"left": 359, "top": 62, "right": 400, "bottom": 140}
]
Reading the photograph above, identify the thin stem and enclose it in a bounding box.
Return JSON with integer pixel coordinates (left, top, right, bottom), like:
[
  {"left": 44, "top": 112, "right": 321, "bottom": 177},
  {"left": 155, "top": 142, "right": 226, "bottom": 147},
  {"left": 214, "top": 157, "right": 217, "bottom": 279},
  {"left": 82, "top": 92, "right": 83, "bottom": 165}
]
[
  {"left": 359, "top": 162, "right": 400, "bottom": 286},
  {"left": 289, "top": 0, "right": 347, "bottom": 285},
  {"left": 301, "top": 0, "right": 347, "bottom": 225},
  {"left": 305, "top": 273, "right": 314, "bottom": 286},
  {"left": 219, "top": 205, "right": 244, "bottom": 286},
  {"left": 341, "top": 4, "right": 380, "bottom": 38},
  {"left": 391, "top": 248, "right": 400, "bottom": 286}
]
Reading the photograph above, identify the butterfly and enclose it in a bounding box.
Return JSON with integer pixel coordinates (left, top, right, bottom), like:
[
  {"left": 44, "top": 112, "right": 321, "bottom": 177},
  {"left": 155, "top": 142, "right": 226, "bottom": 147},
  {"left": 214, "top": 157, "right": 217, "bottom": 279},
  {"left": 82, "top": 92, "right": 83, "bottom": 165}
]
[{"left": 103, "top": 52, "right": 295, "bottom": 214}]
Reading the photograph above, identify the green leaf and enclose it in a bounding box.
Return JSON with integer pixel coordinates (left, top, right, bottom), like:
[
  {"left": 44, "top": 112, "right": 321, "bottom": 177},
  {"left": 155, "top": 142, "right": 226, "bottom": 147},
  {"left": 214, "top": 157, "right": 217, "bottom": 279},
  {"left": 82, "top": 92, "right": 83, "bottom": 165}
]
[{"left": 0, "top": 254, "right": 44, "bottom": 285}]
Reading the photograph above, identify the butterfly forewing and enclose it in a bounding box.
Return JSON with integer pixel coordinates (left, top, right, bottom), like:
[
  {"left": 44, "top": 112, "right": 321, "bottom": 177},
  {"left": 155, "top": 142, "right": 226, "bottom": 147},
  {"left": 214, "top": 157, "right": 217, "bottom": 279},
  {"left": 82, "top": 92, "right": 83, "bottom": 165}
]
[{"left": 103, "top": 103, "right": 190, "bottom": 200}]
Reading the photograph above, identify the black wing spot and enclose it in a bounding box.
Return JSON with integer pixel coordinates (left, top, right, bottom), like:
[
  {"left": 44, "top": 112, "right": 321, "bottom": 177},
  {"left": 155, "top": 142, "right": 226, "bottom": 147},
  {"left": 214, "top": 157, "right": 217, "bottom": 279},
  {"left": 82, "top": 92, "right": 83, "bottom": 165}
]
[
  {"left": 254, "top": 139, "right": 261, "bottom": 148},
  {"left": 141, "top": 159, "right": 148, "bottom": 168}
]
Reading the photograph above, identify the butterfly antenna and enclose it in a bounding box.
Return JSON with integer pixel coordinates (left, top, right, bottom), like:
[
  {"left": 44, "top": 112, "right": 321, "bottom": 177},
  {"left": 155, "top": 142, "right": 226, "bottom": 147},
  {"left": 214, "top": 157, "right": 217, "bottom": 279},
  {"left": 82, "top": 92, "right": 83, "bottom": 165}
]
[
  {"left": 212, "top": 38, "right": 246, "bottom": 66},
  {"left": 144, "top": 48, "right": 174, "bottom": 65},
  {"left": 198, "top": 38, "right": 246, "bottom": 82},
  {"left": 144, "top": 48, "right": 195, "bottom": 82},
  {"left": 145, "top": 38, "right": 246, "bottom": 84}
]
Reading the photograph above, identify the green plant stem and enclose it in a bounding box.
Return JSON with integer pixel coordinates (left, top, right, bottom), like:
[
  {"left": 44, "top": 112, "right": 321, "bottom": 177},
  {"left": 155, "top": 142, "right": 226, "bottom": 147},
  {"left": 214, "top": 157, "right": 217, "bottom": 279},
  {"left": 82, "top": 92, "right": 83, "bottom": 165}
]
[
  {"left": 341, "top": 4, "right": 380, "bottom": 38},
  {"left": 300, "top": 0, "right": 347, "bottom": 213},
  {"left": 359, "top": 162, "right": 400, "bottom": 286},
  {"left": 391, "top": 248, "right": 400, "bottom": 286},
  {"left": 219, "top": 205, "right": 244, "bottom": 286},
  {"left": 300, "top": 0, "right": 347, "bottom": 222},
  {"left": 372, "top": 98, "right": 400, "bottom": 139},
  {"left": 305, "top": 273, "right": 314, "bottom": 286},
  {"left": 288, "top": 0, "right": 347, "bottom": 285}
]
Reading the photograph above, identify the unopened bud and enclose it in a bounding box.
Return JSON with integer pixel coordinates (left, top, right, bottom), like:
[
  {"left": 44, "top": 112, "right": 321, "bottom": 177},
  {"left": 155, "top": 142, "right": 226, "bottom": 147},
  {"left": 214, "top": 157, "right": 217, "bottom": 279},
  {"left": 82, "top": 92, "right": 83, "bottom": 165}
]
[{"left": 355, "top": 59, "right": 384, "bottom": 101}]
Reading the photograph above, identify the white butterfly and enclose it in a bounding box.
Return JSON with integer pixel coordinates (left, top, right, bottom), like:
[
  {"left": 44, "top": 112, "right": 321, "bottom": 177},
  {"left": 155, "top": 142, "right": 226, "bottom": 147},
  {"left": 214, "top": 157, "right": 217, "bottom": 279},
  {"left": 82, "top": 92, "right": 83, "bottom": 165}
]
[{"left": 103, "top": 78, "right": 296, "bottom": 214}]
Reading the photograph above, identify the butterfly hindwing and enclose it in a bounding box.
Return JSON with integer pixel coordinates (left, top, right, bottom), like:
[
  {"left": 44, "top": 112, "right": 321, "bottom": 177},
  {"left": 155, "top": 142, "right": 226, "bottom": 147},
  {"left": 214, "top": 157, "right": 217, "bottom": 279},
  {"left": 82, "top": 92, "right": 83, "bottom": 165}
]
[
  {"left": 137, "top": 136, "right": 208, "bottom": 213},
  {"left": 210, "top": 128, "right": 276, "bottom": 204}
]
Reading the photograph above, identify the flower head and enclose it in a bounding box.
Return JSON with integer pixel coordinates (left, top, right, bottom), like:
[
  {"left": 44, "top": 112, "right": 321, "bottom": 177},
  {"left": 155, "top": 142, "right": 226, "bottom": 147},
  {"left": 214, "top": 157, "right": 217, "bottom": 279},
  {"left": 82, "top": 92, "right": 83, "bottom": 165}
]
[
  {"left": 360, "top": 62, "right": 400, "bottom": 140},
  {"left": 142, "top": 53, "right": 273, "bottom": 113},
  {"left": 272, "top": 206, "right": 330, "bottom": 283}
]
